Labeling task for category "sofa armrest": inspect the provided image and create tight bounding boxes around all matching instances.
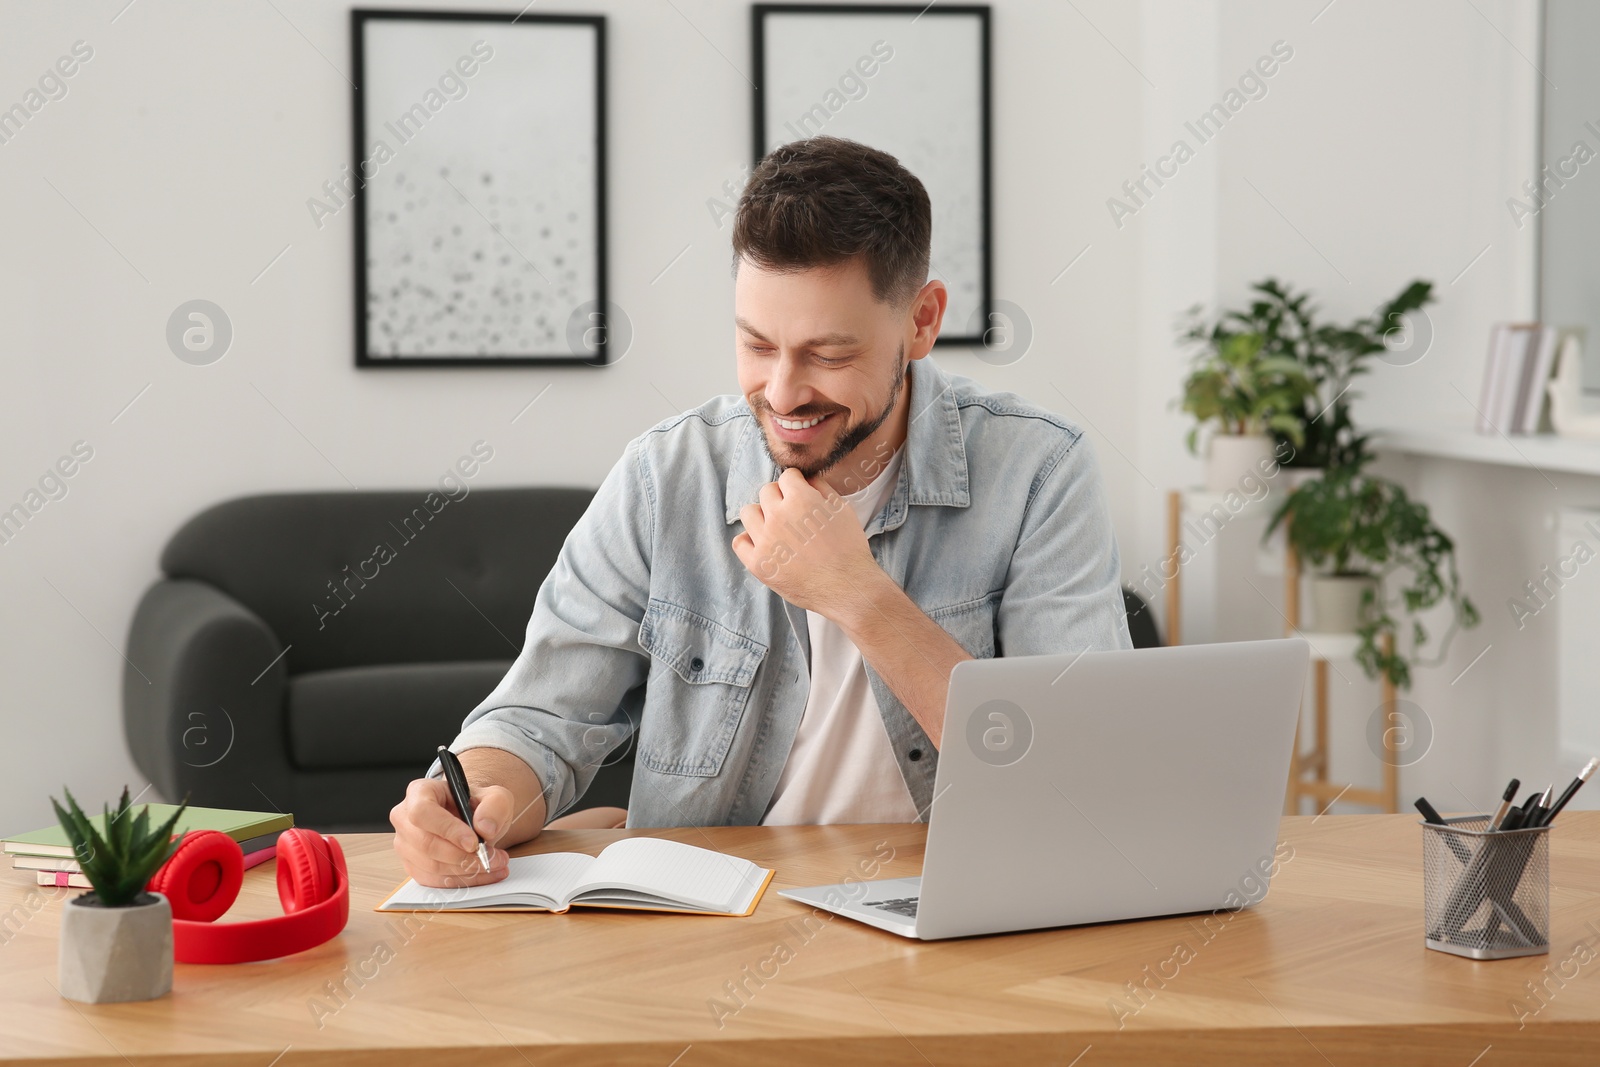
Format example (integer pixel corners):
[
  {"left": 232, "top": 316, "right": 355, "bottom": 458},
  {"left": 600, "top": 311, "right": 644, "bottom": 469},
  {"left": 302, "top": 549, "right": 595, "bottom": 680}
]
[{"left": 123, "top": 578, "right": 293, "bottom": 812}]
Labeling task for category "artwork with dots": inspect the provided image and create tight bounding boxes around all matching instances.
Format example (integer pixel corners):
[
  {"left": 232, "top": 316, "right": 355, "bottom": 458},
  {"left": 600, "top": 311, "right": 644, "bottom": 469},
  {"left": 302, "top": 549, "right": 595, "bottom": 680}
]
[
  {"left": 755, "top": 8, "right": 991, "bottom": 347},
  {"left": 354, "top": 13, "right": 606, "bottom": 365}
]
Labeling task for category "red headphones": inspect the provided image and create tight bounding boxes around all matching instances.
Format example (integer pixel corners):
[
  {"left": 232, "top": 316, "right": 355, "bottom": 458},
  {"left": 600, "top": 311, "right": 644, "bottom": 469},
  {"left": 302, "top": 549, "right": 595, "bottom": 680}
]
[{"left": 146, "top": 827, "right": 349, "bottom": 964}]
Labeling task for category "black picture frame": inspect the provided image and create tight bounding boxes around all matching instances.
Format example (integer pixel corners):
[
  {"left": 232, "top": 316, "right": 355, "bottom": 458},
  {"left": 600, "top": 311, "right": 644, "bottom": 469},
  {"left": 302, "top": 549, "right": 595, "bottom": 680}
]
[
  {"left": 751, "top": 3, "right": 992, "bottom": 348},
  {"left": 350, "top": 8, "right": 609, "bottom": 368}
]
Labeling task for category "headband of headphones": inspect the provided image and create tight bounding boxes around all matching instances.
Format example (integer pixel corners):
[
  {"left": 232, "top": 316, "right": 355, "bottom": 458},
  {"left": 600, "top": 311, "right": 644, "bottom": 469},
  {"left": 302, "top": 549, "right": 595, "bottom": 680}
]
[{"left": 147, "top": 827, "right": 349, "bottom": 965}]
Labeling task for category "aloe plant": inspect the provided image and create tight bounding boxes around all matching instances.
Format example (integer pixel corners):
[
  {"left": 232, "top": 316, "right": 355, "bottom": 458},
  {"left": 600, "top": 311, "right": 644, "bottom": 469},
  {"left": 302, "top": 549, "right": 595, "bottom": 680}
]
[{"left": 51, "top": 786, "right": 189, "bottom": 907}]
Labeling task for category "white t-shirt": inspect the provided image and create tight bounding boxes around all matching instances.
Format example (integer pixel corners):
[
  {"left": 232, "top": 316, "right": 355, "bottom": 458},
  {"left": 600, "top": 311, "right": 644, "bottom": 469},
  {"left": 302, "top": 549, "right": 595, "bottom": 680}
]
[{"left": 762, "top": 446, "right": 920, "bottom": 825}]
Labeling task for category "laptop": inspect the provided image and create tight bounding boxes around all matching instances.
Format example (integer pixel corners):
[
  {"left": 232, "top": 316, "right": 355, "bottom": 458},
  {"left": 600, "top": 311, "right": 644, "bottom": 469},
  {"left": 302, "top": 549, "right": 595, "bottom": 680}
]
[{"left": 777, "top": 637, "right": 1310, "bottom": 939}]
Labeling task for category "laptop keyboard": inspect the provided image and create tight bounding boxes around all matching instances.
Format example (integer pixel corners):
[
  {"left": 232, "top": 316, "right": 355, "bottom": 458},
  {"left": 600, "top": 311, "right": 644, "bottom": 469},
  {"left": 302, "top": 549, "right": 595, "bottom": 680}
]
[{"left": 863, "top": 895, "right": 919, "bottom": 919}]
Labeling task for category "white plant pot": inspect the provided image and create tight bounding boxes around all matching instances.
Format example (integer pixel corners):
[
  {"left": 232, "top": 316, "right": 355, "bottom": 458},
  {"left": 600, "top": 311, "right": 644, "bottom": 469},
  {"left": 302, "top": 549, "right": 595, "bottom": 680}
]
[
  {"left": 58, "top": 891, "right": 172, "bottom": 1004},
  {"left": 1310, "top": 574, "right": 1377, "bottom": 633},
  {"left": 1205, "top": 434, "right": 1278, "bottom": 492}
]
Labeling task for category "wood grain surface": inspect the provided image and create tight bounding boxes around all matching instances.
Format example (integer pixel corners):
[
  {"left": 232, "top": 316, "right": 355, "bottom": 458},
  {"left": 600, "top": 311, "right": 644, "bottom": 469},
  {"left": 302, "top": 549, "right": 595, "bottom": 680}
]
[{"left": 2, "top": 813, "right": 1598, "bottom": 1066}]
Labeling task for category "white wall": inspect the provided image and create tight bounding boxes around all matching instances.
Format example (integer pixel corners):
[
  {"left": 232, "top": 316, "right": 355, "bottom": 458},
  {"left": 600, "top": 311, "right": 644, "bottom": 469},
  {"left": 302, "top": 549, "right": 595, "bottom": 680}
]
[
  {"left": 1217, "top": 0, "right": 1538, "bottom": 425},
  {"left": 0, "top": 0, "right": 1143, "bottom": 832},
  {"left": 2, "top": 0, "right": 1570, "bottom": 834},
  {"left": 1206, "top": 0, "right": 1588, "bottom": 814}
]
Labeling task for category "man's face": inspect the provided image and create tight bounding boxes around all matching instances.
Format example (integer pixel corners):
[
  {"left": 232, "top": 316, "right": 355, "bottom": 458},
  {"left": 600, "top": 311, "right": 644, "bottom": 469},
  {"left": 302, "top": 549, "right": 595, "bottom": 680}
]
[{"left": 734, "top": 256, "right": 910, "bottom": 480}]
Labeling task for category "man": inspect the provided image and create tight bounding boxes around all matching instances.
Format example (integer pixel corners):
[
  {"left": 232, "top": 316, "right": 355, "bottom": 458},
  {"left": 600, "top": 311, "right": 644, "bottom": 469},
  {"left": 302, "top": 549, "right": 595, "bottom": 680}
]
[{"left": 391, "top": 135, "right": 1132, "bottom": 887}]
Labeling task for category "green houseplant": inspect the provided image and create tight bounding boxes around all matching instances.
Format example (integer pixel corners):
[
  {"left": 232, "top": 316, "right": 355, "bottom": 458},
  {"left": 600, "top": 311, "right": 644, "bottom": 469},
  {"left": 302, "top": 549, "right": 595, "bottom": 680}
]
[
  {"left": 1197, "top": 277, "right": 1435, "bottom": 471},
  {"left": 1176, "top": 326, "right": 1315, "bottom": 490},
  {"left": 1264, "top": 463, "right": 1480, "bottom": 689},
  {"left": 52, "top": 786, "right": 188, "bottom": 1003}
]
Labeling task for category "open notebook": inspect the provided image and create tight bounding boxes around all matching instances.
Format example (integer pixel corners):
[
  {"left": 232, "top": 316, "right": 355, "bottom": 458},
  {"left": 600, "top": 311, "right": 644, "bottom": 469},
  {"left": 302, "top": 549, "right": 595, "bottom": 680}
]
[{"left": 377, "top": 836, "right": 774, "bottom": 917}]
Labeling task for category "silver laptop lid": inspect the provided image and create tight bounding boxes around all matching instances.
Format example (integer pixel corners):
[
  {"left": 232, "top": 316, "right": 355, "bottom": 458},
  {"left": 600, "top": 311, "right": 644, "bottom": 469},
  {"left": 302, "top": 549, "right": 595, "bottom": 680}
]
[{"left": 915, "top": 638, "right": 1309, "bottom": 939}]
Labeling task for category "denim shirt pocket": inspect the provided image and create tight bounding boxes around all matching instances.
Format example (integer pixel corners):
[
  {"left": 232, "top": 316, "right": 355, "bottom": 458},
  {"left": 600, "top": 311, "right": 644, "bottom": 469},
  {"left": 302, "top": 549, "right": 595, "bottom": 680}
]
[
  {"left": 926, "top": 591, "right": 1002, "bottom": 659},
  {"left": 636, "top": 598, "right": 768, "bottom": 777}
]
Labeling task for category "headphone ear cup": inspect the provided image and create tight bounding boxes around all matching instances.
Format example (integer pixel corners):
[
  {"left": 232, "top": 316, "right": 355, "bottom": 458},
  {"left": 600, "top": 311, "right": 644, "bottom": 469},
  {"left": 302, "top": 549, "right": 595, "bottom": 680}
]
[
  {"left": 148, "top": 829, "right": 243, "bottom": 922},
  {"left": 276, "top": 828, "right": 335, "bottom": 913}
]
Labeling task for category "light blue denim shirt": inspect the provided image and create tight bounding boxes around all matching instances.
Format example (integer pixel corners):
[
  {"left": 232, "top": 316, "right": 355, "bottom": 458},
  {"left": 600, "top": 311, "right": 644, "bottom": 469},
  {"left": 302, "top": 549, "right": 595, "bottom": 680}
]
[{"left": 433, "top": 355, "right": 1132, "bottom": 826}]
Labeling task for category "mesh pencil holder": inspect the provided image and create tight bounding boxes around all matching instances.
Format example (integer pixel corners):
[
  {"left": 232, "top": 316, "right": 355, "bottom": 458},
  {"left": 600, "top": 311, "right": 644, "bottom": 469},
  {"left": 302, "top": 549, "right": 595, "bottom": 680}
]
[{"left": 1422, "top": 815, "right": 1549, "bottom": 960}]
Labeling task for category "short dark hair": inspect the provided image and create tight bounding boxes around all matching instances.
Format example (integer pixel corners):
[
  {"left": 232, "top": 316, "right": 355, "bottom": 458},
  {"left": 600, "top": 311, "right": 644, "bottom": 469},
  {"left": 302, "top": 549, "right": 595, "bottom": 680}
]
[{"left": 732, "top": 136, "right": 931, "bottom": 311}]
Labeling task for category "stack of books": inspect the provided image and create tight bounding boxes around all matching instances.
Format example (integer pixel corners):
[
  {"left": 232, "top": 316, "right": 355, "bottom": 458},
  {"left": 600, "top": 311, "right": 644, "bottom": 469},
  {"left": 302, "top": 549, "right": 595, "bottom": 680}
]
[
  {"left": 1477, "top": 323, "right": 1560, "bottom": 435},
  {"left": 4, "top": 804, "right": 293, "bottom": 889}
]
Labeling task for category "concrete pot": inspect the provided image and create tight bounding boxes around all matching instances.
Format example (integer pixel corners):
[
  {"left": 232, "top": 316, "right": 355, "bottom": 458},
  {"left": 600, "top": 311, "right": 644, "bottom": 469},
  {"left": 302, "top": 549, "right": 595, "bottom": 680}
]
[
  {"left": 58, "top": 891, "right": 172, "bottom": 1004},
  {"left": 1311, "top": 574, "right": 1377, "bottom": 633},
  {"left": 1205, "top": 434, "right": 1278, "bottom": 492}
]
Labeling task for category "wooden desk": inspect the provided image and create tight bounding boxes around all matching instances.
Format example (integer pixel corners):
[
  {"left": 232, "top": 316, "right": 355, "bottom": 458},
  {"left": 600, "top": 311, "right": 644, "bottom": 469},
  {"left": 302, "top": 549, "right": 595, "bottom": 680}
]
[{"left": 4, "top": 814, "right": 1599, "bottom": 1066}]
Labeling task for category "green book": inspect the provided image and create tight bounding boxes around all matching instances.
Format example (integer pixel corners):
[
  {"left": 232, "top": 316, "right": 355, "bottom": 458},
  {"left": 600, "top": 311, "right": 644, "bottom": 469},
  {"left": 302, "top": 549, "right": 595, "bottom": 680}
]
[{"left": 3, "top": 804, "right": 293, "bottom": 859}]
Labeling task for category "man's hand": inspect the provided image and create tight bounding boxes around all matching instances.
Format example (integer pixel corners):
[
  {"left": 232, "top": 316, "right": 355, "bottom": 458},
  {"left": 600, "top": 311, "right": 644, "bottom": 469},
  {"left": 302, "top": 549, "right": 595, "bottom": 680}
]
[
  {"left": 731, "top": 467, "right": 881, "bottom": 615},
  {"left": 389, "top": 777, "right": 512, "bottom": 888}
]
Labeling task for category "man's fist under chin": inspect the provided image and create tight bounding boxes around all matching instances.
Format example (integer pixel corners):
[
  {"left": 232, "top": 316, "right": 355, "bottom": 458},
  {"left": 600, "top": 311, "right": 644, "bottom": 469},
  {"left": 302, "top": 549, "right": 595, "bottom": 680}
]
[{"left": 731, "top": 467, "right": 882, "bottom": 614}]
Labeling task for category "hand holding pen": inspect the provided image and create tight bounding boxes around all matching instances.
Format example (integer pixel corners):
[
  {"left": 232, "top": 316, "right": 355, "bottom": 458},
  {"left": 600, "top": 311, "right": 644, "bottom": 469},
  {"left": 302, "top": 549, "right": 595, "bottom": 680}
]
[
  {"left": 389, "top": 748, "right": 513, "bottom": 888},
  {"left": 438, "top": 745, "right": 494, "bottom": 873}
]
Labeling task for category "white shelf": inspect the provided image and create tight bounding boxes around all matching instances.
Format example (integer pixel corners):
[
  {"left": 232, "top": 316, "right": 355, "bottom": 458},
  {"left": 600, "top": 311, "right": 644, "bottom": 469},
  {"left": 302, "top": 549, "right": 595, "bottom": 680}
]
[{"left": 1372, "top": 426, "right": 1600, "bottom": 478}]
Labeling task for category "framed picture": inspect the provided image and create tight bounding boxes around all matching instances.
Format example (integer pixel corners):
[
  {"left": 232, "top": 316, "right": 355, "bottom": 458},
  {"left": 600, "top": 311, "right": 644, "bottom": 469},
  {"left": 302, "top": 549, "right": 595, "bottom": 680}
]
[
  {"left": 350, "top": 10, "right": 609, "bottom": 367},
  {"left": 752, "top": 4, "right": 992, "bottom": 347}
]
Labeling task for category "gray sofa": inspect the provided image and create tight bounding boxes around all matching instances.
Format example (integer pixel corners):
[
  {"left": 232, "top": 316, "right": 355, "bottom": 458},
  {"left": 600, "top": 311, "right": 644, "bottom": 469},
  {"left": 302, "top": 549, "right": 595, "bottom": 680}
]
[
  {"left": 125, "top": 487, "right": 1163, "bottom": 833},
  {"left": 122, "top": 487, "right": 632, "bottom": 832}
]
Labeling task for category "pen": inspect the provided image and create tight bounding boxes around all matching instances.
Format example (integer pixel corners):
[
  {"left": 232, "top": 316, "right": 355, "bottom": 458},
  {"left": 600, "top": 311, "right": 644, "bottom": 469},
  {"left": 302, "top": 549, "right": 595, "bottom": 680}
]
[
  {"left": 1500, "top": 788, "right": 1546, "bottom": 832},
  {"left": 1485, "top": 785, "right": 1556, "bottom": 946},
  {"left": 1534, "top": 783, "right": 1555, "bottom": 826},
  {"left": 1414, "top": 797, "right": 1450, "bottom": 826},
  {"left": 1415, "top": 797, "right": 1471, "bottom": 863},
  {"left": 1490, "top": 778, "right": 1521, "bottom": 830},
  {"left": 1536, "top": 757, "right": 1598, "bottom": 828},
  {"left": 1435, "top": 784, "right": 1543, "bottom": 945},
  {"left": 437, "top": 745, "right": 492, "bottom": 874},
  {"left": 1520, "top": 790, "right": 1543, "bottom": 819},
  {"left": 1499, "top": 791, "right": 1542, "bottom": 832}
]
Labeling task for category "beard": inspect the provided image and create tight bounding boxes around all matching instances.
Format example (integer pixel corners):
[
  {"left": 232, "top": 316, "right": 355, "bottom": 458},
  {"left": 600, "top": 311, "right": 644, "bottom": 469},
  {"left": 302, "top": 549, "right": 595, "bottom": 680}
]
[{"left": 754, "top": 342, "right": 907, "bottom": 480}]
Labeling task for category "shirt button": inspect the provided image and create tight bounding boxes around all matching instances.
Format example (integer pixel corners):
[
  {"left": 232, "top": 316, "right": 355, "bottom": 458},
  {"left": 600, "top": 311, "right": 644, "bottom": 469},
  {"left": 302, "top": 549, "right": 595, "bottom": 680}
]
[
  {"left": 908, "top": 748, "right": 923, "bottom": 762},
  {"left": 689, "top": 656, "right": 705, "bottom": 672}
]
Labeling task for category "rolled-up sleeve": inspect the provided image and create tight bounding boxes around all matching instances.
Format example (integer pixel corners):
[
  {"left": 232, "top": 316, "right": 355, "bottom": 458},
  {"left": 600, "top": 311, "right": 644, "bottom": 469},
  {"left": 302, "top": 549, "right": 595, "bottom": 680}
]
[
  {"left": 426, "top": 435, "right": 655, "bottom": 819},
  {"left": 997, "top": 429, "right": 1133, "bottom": 656}
]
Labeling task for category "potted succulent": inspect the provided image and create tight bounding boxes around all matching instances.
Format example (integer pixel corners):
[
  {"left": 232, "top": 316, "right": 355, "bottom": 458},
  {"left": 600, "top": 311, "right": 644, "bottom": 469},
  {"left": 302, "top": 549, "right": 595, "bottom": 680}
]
[
  {"left": 1195, "top": 277, "right": 1435, "bottom": 478},
  {"left": 1264, "top": 463, "right": 1480, "bottom": 689},
  {"left": 52, "top": 786, "right": 188, "bottom": 1004},
  {"left": 1175, "top": 327, "right": 1314, "bottom": 491}
]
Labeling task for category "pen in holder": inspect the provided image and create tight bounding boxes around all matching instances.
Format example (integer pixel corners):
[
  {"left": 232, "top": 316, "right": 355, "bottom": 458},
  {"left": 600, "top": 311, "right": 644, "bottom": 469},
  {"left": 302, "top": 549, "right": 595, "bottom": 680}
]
[{"left": 1422, "top": 814, "right": 1550, "bottom": 960}]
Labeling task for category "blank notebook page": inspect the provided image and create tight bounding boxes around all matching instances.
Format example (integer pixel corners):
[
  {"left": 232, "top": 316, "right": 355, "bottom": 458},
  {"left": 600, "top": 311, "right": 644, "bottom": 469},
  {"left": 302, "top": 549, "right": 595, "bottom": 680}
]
[
  {"left": 578, "top": 838, "right": 764, "bottom": 911},
  {"left": 388, "top": 852, "right": 593, "bottom": 908}
]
